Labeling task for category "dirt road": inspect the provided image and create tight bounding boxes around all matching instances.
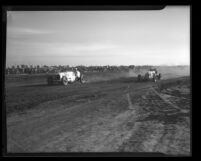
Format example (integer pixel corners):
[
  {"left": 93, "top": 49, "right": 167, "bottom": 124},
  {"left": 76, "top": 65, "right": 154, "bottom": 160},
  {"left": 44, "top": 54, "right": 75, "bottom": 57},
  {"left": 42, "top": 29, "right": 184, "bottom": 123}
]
[{"left": 6, "top": 77, "right": 190, "bottom": 155}]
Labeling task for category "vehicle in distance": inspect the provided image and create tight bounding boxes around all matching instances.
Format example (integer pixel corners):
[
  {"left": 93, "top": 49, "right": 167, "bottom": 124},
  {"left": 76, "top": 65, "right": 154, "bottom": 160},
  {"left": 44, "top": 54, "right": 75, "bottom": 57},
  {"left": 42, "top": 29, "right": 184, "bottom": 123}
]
[{"left": 137, "top": 68, "right": 162, "bottom": 82}]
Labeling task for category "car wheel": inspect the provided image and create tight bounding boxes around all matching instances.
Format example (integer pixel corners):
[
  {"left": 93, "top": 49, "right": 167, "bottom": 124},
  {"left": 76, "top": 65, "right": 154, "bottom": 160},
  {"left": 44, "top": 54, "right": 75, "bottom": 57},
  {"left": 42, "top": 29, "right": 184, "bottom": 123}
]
[
  {"left": 62, "top": 76, "right": 68, "bottom": 86},
  {"left": 80, "top": 75, "right": 85, "bottom": 84}
]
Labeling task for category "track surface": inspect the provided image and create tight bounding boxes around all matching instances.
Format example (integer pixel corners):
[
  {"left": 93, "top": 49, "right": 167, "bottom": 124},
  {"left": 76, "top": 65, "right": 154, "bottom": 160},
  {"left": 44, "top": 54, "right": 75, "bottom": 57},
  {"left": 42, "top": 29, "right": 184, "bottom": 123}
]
[{"left": 6, "top": 77, "right": 190, "bottom": 155}]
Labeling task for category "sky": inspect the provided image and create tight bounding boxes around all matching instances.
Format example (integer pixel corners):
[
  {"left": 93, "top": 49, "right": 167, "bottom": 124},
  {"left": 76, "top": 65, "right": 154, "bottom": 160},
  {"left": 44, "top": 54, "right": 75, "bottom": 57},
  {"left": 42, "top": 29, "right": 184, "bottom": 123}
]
[{"left": 6, "top": 6, "right": 190, "bottom": 67}]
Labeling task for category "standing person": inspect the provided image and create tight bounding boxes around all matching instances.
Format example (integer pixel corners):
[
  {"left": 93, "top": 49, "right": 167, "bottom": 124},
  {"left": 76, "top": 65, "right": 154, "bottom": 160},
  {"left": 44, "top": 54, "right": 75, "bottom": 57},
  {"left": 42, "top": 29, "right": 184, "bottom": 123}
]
[{"left": 75, "top": 68, "right": 81, "bottom": 80}]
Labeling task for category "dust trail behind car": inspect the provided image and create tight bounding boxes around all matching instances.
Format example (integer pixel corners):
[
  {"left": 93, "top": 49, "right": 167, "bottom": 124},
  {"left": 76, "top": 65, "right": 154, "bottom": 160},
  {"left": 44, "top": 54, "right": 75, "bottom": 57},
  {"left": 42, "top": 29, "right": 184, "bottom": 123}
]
[{"left": 84, "top": 66, "right": 190, "bottom": 83}]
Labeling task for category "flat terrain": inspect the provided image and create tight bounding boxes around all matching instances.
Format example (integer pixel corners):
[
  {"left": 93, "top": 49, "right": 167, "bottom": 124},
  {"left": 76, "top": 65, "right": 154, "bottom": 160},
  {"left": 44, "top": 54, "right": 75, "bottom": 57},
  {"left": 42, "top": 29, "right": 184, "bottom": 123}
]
[{"left": 5, "top": 66, "right": 191, "bottom": 155}]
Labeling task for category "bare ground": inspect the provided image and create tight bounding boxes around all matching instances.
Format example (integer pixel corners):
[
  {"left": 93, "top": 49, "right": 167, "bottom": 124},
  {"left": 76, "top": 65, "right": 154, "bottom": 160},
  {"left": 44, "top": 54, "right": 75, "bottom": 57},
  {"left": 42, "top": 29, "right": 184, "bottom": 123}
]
[{"left": 6, "top": 76, "right": 190, "bottom": 155}]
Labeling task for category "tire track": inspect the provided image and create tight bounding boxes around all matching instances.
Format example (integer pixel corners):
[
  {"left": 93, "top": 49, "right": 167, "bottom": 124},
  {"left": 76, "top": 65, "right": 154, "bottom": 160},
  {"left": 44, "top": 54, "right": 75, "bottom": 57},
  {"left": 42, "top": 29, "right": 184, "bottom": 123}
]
[
  {"left": 7, "top": 78, "right": 190, "bottom": 153},
  {"left": 126, "top": 85, "right": 135, "bottom": 110},
  {"left": 151, "top": 87, "right": 189, "bottom": 113}
]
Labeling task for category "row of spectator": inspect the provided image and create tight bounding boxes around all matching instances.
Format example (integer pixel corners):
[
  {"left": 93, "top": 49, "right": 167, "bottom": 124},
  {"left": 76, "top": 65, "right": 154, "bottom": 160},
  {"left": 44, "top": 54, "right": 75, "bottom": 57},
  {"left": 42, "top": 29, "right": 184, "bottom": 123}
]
[{"left": 5, "top": 65, "right": 153, "bottom": 75}]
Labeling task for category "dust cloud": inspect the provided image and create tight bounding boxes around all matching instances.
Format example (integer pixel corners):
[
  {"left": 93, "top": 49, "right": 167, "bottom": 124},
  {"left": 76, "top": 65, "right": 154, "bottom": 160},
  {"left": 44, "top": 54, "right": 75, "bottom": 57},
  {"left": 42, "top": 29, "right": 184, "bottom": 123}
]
[{"left": 84, "top": 66, "right": 190, "bottom": 83}]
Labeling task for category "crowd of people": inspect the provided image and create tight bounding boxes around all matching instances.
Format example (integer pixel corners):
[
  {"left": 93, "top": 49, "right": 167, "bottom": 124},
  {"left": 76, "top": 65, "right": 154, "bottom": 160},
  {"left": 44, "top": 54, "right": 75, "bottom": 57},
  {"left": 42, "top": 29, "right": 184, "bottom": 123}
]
[{"left": 5, "top": 64, "right": 152, "bottom": 75}]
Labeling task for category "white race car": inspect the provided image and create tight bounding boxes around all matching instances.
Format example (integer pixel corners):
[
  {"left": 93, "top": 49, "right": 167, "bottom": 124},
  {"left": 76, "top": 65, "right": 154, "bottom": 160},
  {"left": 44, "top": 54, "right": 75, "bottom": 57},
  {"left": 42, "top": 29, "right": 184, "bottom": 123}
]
[
  {"left": 47, "top": 70, "right": 84, "bottom": 85},
  {"left": 137, "top": 69, "right": 161, "bottom": 82}
]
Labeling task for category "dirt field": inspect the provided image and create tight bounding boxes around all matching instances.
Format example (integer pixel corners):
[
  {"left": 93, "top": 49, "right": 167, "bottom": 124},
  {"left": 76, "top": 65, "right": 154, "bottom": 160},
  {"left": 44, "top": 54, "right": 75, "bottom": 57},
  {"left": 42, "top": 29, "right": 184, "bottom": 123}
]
[{"left": 5, "top": 66, "right": 191, "bottom": 156}]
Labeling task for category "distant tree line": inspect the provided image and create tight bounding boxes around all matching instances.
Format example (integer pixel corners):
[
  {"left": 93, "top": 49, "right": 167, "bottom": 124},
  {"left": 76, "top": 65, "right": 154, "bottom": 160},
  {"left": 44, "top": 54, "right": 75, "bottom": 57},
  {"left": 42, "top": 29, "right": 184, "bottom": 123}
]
[{"left": 5, "top": 64, "right": 155, "bottom": 75}]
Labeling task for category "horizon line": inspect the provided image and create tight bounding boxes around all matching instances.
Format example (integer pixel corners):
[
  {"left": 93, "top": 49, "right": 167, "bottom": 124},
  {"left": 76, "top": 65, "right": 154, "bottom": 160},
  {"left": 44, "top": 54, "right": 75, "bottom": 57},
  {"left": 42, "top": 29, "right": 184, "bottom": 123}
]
[{"left": 5, "top": 64, "right": 190, "bottom": 68}]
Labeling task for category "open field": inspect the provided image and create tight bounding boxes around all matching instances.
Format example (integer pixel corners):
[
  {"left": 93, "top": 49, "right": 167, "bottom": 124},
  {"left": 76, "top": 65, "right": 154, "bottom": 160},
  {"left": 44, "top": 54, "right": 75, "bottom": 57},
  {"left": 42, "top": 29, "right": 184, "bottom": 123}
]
[{"left": 5, "top": 66, "right": 191, "bottom": 155}]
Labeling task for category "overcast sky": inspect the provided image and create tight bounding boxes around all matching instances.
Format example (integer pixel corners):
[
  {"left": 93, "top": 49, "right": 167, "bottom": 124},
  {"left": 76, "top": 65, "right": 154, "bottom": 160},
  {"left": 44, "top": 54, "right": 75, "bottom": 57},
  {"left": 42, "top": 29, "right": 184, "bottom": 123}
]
[{"left": 6, "top": 6, "right": 190, "bottom": 67}]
